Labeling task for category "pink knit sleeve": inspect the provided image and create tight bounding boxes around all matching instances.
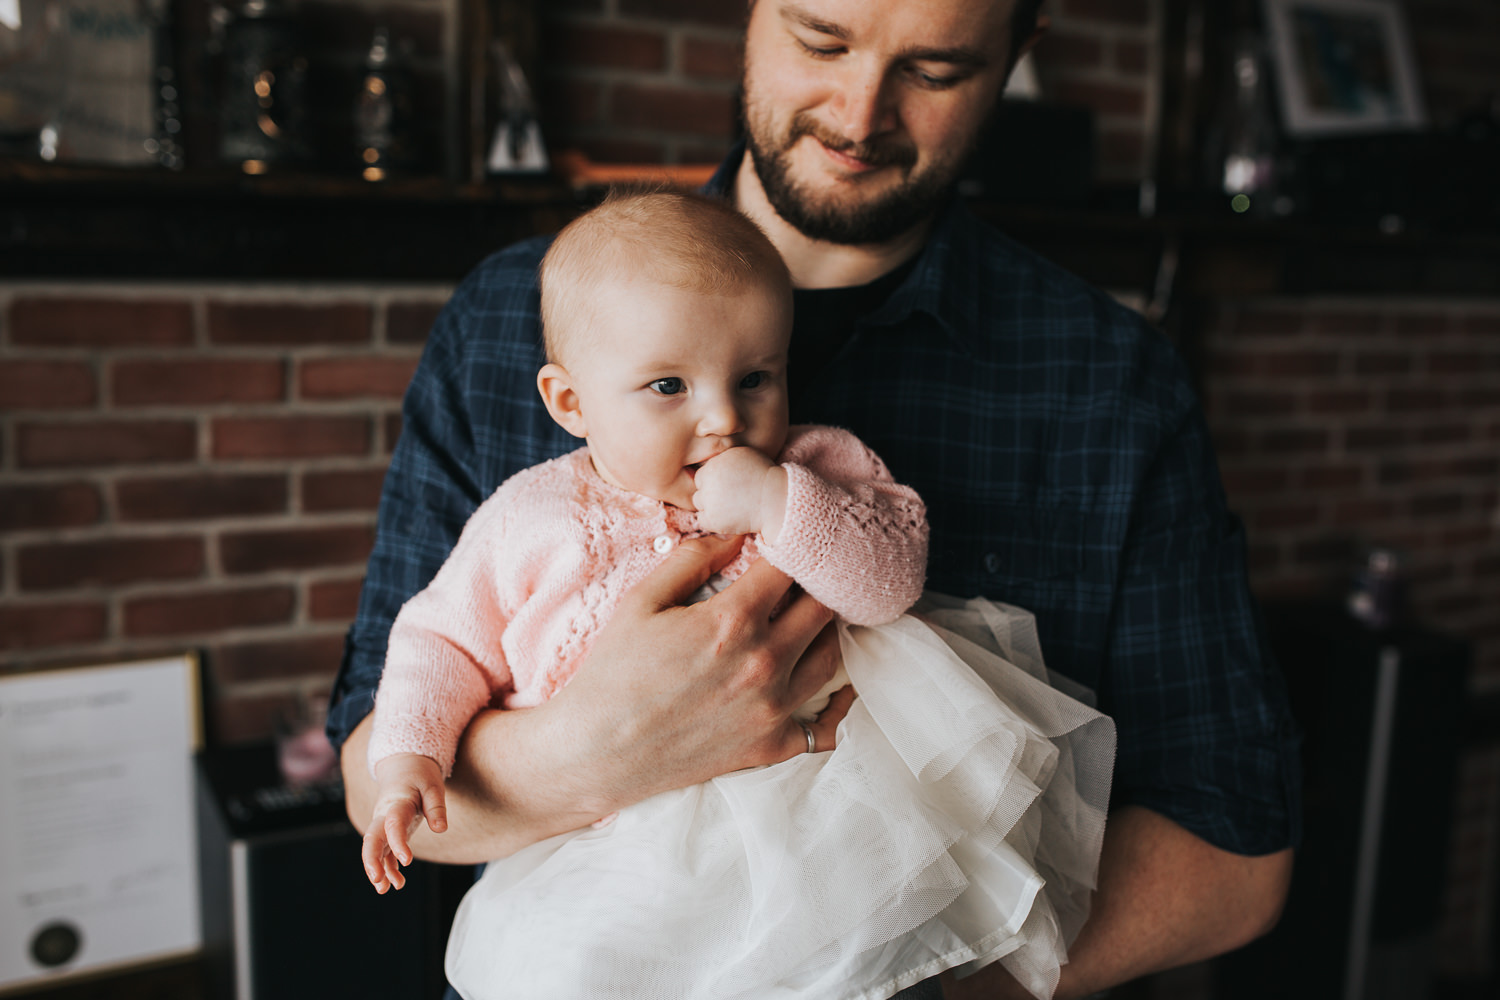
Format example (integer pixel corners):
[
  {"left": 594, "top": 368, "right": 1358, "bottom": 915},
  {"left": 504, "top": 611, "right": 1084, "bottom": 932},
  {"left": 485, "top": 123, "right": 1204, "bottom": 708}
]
[
  {"left": 757, "top": 425, "right": 928, "bottom": 626},
  {"left": 367, "top": 489, "right": 519, "bottom": 778}
]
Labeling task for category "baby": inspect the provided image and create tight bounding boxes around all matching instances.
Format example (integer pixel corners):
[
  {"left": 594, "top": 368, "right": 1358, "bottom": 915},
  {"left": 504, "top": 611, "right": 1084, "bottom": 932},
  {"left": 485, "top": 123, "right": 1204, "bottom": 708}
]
[{"left": 363, "top": 189, "right": 1112, "bottom": 1000}]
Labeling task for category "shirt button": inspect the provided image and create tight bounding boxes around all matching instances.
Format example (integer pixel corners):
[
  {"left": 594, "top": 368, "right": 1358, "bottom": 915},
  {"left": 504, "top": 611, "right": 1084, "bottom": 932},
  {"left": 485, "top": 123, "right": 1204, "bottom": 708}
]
[
  {"left": 984, "top": 552, "right": 1001, "bottom": 574},
  {"left": 653, "top": 534, "right": 674, "bottom": 554}
]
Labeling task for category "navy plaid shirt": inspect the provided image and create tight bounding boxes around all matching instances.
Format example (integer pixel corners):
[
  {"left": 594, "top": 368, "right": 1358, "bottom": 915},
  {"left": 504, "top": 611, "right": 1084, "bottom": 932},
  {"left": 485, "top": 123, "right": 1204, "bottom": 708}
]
[{"left": 329, "top": 161, "right": 1301, "bottom": 857}]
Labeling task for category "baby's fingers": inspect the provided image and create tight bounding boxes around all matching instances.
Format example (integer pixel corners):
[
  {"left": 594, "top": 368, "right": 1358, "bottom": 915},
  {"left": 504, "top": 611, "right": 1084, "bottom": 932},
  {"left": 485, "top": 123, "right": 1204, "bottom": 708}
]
[
  {"left": 385, "top": 804, "right": 418, "bottom": 868},
  {"left": 421, "top": 782, "right": 448, "bottom": 834},
  {"left": 362, "top": 826, "right": 394, "bottom": 893}
]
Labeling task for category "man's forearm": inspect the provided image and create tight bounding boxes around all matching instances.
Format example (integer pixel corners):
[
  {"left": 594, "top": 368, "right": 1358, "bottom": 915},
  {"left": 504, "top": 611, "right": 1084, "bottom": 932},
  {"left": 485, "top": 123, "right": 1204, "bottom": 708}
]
[{"left": 941, "top": 806, "right": 1294, "bottom": 999}]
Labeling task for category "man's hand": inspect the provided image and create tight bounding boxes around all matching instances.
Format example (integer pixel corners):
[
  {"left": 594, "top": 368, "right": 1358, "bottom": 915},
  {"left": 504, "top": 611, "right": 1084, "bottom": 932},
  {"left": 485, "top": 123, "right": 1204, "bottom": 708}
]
[
  {"left": 692, "top": 447, "right": 788, "bottom": 541},
  {"left": 342, "top": 534, "right": 849, "bottom": 865}
]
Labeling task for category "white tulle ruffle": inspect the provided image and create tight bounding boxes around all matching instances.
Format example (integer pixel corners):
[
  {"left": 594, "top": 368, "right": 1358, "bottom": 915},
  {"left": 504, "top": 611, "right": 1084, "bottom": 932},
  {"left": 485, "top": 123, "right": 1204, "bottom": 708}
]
[{"left": 445, "top": 594, "right": 1115, "bottom": 1000}]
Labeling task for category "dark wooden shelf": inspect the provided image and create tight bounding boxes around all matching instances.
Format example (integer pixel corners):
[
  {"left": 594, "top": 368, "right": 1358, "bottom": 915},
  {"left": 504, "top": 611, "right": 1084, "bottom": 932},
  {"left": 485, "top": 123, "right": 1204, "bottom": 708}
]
[{"left": 4, "top": 163, "right": 1498, "bottom": 293}]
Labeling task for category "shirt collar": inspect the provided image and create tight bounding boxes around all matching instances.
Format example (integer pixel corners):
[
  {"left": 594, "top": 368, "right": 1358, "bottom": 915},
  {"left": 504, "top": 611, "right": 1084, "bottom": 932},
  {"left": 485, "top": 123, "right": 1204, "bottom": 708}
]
[{"left": 705, "top": 140, "right": 986, "bottom": 356}]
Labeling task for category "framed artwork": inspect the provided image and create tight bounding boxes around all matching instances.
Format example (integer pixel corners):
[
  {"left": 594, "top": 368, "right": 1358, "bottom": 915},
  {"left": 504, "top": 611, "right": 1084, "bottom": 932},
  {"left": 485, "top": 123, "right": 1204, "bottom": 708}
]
[
  {"left": 0, "top": 655, "right": 203, "bottom": 993},
  {"left": 1262, "top": 0, "right": 1426, "bottom": 136}
]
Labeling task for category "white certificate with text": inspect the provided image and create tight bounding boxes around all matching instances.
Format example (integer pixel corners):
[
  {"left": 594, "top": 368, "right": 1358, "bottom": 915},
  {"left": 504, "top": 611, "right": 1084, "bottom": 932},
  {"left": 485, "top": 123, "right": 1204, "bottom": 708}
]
[{"left": 0, "top": 655, "right": 202, "bottom": 992}]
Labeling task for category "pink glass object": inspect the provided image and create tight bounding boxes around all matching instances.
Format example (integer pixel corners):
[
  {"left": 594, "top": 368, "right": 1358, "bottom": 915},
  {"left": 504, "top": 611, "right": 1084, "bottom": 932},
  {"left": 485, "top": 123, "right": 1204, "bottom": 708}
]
[{"left": 275, "top": 702, "right": 339, "bottom": 785}]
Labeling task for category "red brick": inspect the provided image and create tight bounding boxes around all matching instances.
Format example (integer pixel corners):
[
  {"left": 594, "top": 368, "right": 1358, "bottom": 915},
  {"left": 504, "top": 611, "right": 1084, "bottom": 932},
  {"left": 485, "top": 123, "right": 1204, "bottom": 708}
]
[
  {"left": 1293, "top": 536, "right": 1356, "bottom": 566},
  {"left": 0, "top": 602, "right": 108, "bottom": 650},
  {"left": 546, "top": 21, "right": 667, "bottom": 71},
  {"left": 1224, "top": 390, "right": 1297, "bottom": 417},
  {"left": 1387, "top": 387, "right": 1451, "bottom": 413},
  {"left": 212, "top": 634, "right": 346, "bottom": 684},
  {"left": 681, "top": 35, "right": 742, "bottom": 81},
  {"left": 609, "top": 84, "right": 737, "bottom": 136},
  {"left": 566, "top": 136, "right": 666, "bottom": 164},
  {"left": 220, "top": 525, "right": 375, "bottom": 574},
  {"left": 541, "top": 79, "right": 606, "bottom": 129},
  {"left": 302, "top": 468, "right": 387, "bottom": 512},
  {"left": 1059, "top": 0, "right": 1150, "bottom": 26},
  {"left": 213, "top": 416, "right": 370, "bottom": 460},
  {"left": 384, "top": 413, "right": 404, "bottom": 453},
  {"left": 1410, "top": 492, "right": 1466, "bottom": 517},
  {"left": 208, "top": 303, "right": 371, "bottom": 346},
  {"left": 1113, "top": 38, "right": 1149, "bottom": 74},
  {"left": 124, "top": 586, "right": 296, "bottom": 637},
  {"left": 618, "top": 0, "right": 745, "bottom": 26},
  {"left": 1253, "top": 503, "right": 1321, "bottom": 531},
  {"left": 1298, "top": 464, "right": 1365, "bottom": 490},
  {"left": 1048, "top": 80, "right": 1146, "bottom": 117},
  {"left": 19, "top": 537, "right": 205, "bottom": 591},
  {"left": 1246, "top": 541, "right": 1282, "bottom": 574},
  {"left": 1354, "top": 351, "right": 1414, "bottom": 376},
  {"left": 1333, "top": 498, "right": 1398, "bottom": 523},
  {"left": 116, "top": 473, "right": 288, "bottom": 522},
  {"left": 17, "top": 420, "right": 197, "bottom": 468},
  {"left": 387, "top": 301, "right": 444, "bottom": 345},
  {"left": 1259, "top": 428, "right": 1331, "bottom": 454},
  {"left": 299, "top": 357, "right": 418, "bottom": 401},
  {"left": 1310, "top": 311, "right": 1382, "bottom": 335},
  {"left": 310, "top": 577, "right": 365, "bottom": 621},
  {"left": 1394, "top": 312, "right": 1451, "bottom": 336},
  {"left": 1039, "top": 32, "right": 1104, "bottom": 71},
  {"left": 1234, "top": 306, "right": 1305, "bottom": 336},
  {"left": 1304, "top": 388, "right": 1372, "bottom": 415},
  {"left": 1417, "top": 423, "right": 1473, "bottom": 446},
  {"left": 1460, "top": 314, "right": 1500, "bottom": 336},
  {"left": 1344, "top": 424, "right": 1409, "bottom": 451},
  {"left": 1221, "top": 466, "right": 1290, "bottom": 496},
  {"left": 10, "top": 298, "right": 194, "bottom": 348},
  {"left": 112, "top": 359, "right": 285, "bottom": 407},
  {"left": 0, "top": 482, "right": 103, "bottom": 530},
  {"left": 1263, "top": 350, "right": 1341, "bottom": 377},
  {"left": 1427, "top": 350, "right": 1492, "bottom": 375},
  {"left": 0, "top": 361, "right": 97, "bottom": 410}
]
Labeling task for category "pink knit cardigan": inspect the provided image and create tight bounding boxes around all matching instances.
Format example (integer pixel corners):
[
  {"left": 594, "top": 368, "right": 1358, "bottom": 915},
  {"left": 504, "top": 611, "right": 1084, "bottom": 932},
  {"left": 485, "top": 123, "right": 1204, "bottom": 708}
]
[{"left": 368, "top": 424, "right": 928, "bottom": 776}]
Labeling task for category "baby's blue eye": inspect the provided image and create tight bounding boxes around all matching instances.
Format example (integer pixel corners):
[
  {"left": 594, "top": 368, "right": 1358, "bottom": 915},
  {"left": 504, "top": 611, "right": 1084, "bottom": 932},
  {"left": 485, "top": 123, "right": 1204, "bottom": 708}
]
[
  {"left": 740, "top": 372, "right": 768, "bottom": 389},
  {"left": 650, "top": 377, "right": 685, "bottom": 395}
]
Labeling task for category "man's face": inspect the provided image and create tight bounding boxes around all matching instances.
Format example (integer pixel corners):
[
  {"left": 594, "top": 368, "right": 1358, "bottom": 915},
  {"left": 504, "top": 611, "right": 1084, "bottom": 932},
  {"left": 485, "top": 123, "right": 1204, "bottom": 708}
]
[{"left": 742, "top": 0, "right": 1020, "bottom": 245}]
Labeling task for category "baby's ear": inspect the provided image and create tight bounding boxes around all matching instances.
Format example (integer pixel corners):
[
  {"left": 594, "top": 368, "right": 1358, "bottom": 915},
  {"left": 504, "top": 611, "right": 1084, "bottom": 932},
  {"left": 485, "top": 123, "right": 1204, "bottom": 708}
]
[{"left": 537, "top": 363, "right": 588, "bottom": 438}]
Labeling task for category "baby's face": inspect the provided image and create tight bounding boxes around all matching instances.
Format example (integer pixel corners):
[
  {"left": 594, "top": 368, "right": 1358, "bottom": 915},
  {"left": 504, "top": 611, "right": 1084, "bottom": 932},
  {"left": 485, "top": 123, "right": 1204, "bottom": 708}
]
[{"left": 562, "top": 275, "right": 791, "bottom": 510}]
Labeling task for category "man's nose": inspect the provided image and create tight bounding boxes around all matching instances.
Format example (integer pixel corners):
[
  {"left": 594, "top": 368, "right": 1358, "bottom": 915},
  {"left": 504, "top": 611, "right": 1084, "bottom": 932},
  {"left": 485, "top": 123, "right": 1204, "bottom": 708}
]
[{"left": 829, "top": 61, "right": 896, "bottom": 144}]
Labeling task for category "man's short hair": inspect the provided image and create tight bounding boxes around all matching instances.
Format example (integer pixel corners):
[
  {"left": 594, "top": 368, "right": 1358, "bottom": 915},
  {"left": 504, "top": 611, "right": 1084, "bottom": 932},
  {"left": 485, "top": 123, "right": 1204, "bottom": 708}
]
[{"left": 539, "top": 188, "right": 792, "bottom": 365}]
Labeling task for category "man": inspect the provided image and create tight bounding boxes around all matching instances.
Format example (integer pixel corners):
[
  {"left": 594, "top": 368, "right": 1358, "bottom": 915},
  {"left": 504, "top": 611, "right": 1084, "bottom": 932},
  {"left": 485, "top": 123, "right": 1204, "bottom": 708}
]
[{"left": 330, "top": 1, "right": 1300, "bottom": 996}]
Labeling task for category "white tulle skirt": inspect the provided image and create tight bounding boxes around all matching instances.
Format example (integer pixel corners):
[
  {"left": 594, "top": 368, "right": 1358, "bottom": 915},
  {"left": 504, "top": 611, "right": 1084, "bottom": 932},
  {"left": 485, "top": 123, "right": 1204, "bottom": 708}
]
[{"left": 445, "top": 595, "right": 1115, "bottom": 1000}]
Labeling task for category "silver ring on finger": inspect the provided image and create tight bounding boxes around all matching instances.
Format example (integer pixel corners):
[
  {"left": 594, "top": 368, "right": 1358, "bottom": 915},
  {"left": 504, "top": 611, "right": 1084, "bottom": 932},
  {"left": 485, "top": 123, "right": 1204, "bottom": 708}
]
[{"left": 798, "top": 721, "right": 816, "bottom": 755}]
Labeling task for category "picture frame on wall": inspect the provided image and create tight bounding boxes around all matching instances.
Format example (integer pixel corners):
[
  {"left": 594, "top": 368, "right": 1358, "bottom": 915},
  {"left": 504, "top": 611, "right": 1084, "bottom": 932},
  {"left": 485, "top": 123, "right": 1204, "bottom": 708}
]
[{"left": 1262, "top": 0, "right": 1426, "bottom": 136}]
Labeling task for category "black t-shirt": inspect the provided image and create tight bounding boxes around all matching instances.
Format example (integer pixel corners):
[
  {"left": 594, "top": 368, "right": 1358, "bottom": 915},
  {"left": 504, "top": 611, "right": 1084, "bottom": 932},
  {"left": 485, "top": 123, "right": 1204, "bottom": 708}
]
[{"left": 787, "top": 257, "right": 918, "bottom": 408}]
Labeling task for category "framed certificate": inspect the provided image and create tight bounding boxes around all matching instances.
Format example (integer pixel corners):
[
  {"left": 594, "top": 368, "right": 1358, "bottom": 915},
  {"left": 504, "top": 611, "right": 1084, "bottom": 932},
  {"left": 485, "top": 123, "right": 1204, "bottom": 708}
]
[{"left": 0, "top": 654, "right": 203, "bottom": 993}]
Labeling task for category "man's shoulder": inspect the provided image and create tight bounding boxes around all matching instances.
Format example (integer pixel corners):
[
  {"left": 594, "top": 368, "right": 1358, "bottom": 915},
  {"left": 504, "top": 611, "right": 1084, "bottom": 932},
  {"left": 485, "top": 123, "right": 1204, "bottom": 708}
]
[{"left": 948, "top": 204, "right": 1194, "bottom": 410}]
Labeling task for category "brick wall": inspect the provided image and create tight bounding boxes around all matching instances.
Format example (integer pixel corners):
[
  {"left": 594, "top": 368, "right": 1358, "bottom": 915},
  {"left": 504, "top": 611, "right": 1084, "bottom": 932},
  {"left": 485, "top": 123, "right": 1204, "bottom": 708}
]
[
  {"left": 1203, "top": 298, "right": 1500, "bottom": 981},
  {"left": 0, "top": 284, "right": 450, "bottom": 743}
]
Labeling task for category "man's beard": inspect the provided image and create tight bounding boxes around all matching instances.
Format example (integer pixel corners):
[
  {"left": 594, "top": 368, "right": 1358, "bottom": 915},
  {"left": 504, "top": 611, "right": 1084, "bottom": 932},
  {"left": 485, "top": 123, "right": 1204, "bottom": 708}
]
[{"left": 744, "top": 107, "right": 963, "bottom": 246}]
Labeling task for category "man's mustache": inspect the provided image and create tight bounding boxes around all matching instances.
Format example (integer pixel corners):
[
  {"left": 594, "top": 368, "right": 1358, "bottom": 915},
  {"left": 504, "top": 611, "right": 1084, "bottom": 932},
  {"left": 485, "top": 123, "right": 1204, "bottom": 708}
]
[{"left": 787, "top": 114, "right": 918, "bottom": 170}]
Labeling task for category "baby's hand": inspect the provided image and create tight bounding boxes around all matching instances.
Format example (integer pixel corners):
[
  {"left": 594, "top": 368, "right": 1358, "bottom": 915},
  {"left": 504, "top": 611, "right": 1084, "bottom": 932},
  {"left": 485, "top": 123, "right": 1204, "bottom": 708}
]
[
  {"left": 363, "top": 753, "right": 447, "bottom": 893},
  {"left": 692, "top": 447, "right": 785, "bottom": 539}
]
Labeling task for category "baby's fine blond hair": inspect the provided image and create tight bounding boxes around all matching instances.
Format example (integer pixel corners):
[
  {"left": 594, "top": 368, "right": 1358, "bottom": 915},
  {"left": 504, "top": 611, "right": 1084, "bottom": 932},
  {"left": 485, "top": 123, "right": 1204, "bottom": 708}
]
[{"left": 539, "top": 187, "right": 791, "bottom": 364}]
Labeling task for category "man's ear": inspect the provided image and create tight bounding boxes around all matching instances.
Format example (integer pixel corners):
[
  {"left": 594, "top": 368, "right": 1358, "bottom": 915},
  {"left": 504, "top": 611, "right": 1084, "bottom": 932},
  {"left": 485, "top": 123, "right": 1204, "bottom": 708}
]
[{"left": 537, "top": 363, "right": 588, "bottom": 439}]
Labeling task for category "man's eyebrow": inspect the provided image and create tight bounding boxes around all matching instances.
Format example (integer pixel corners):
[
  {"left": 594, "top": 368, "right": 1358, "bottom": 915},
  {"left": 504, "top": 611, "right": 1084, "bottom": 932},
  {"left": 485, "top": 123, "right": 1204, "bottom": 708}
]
[
  {"left": 780, "top": 3, "right": 851, "bottom": 41},
  {"left": 779, "top": 4, "right": 990, "bottom": 69}
]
